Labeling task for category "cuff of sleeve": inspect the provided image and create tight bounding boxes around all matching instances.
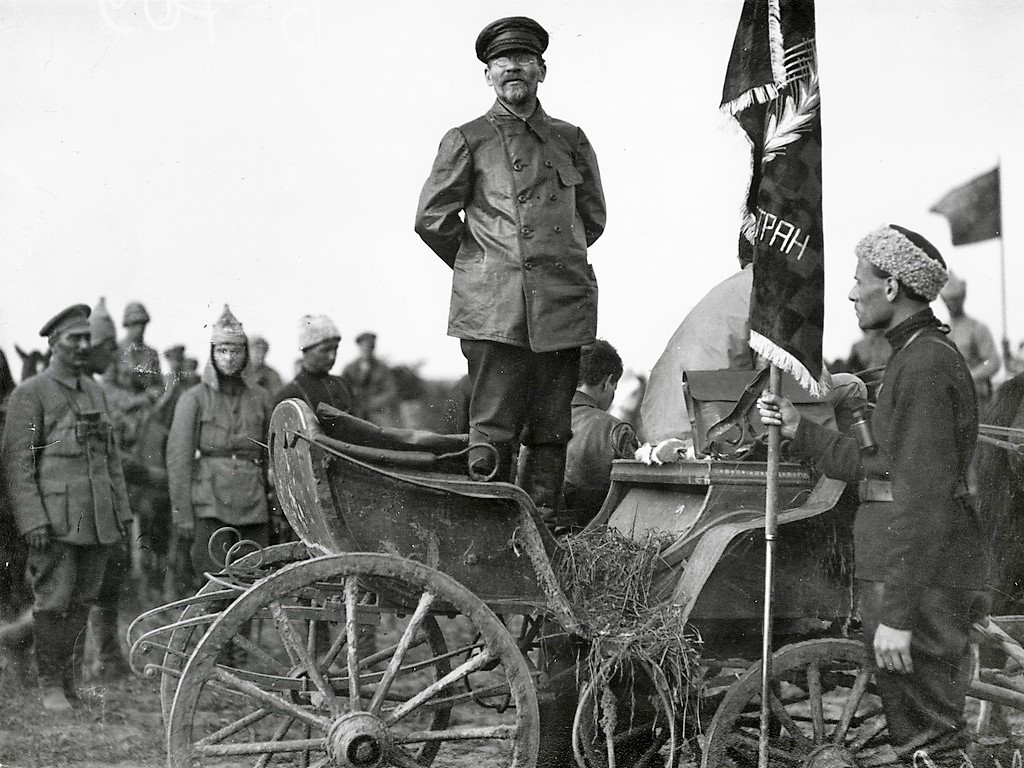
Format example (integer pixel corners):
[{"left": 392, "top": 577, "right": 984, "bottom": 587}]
[{"left": 880, "top": 583, "right": 919, "bottom": 631}]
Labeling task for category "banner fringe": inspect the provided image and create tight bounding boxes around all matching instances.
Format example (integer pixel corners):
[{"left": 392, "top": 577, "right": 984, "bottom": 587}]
[
  {"left": 721, "top": 83, "right": 780, "bottom": 116},
  {"left": 766, "top": 0, "right": 787, "bottom": 86},
  {"left": 750, "top": 330, "right": 829, "bottom": 398}
]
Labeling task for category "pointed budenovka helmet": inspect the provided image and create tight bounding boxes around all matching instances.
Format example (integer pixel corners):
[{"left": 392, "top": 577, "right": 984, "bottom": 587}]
[
  {"left": 210, "top": 304, "right": 247, "bottom": 345},
  {"left": 90, "top": 297, "right": 117, "bottom": 346}
]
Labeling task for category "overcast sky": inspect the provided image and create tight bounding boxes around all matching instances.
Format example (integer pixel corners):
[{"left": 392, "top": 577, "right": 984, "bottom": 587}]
[{"left": 1, "top": 0, "right": 1020, "bottom": 382}]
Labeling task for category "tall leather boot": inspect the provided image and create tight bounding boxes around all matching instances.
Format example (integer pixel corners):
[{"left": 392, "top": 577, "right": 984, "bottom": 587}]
[
  {"left": 517, "top": 444, "right": 568, "bottom": 527},
  {"left": 64, "top": 603, "right": 91, "bottom": 700},
  {"left": 33, "top": 610, "right": 72, "bottom": 712},
  {"left": 88, "top": 605, "right": 129, "bottom": 681},
  {"left": 0, "top": 608, "right": 34, "bottom": 688}
]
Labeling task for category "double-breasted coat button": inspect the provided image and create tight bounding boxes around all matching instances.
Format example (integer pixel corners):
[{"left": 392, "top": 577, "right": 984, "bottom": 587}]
[
  {"left": 544, "top": 160, "right": 553, "bottom": 168},
  {"left": 524, "top": 260, "right": 533, "bottom": 270},
  {"left": 512, "top": 160, "right": 526, "bottom": 171},
  {"left": 518, "top": 192, "right": 529, "bottom": 204},
  {"left": 550, "top": 194, "right": 558, "bottom": 201},
  {"left": 521, "top": 226, "right": 533, "bottom": 238},
  {"left": 554, "top": 226, "right": 562, "bottom": 233}
]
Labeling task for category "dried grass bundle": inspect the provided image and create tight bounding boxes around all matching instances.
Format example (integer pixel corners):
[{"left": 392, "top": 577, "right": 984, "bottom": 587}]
[{"left": 557, "top": 527, "right": 703, "bottom": 752}]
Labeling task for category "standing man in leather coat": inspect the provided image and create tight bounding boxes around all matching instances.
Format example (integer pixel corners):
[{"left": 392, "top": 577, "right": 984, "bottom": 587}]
[{"left": 415, "top": 16, "right": 606, "bottom": 526}]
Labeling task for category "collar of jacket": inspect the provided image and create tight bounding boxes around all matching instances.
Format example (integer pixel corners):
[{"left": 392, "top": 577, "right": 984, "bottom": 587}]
[
  {"left": 44, "top": 364, "right": 84, "bottom": 391},
  {"left": 487, "top": 99, "right": 551, "bottom": 143},
  {"left": 571, "top": 390, "right": 598, "bottom": 409},
  {"left": 201, "top": 357, "right": 257, "bottom": 391},
  {"left": 885, "top": 307, "right": 945, "bottom": 352}
]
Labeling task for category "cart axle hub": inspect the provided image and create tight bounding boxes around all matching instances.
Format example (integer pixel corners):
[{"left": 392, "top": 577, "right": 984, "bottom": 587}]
[
  {"left": 327, "top": 712, "right": 391, "bottom": 768},
  {"left": 804, "top": 744, "right": 857, "bottom": 768}
]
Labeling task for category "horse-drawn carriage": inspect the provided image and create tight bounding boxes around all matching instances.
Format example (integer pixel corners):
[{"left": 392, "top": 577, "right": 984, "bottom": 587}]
[{"left": 128, "top": 390, "right": 1024, "bottom": 768}]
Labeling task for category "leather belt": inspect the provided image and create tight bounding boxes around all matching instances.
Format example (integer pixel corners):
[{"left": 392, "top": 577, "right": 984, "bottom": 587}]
[
  {"left": 858, "top": 479, "right": 970, "bottom": 502},
  {"left": 200, "top": 448, "right": 263, "bottom": 465}
]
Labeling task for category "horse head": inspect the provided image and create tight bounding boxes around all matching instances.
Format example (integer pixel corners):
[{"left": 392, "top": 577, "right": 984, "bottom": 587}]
[{"left": 15, "top": 345, "right": 50, "bottom": 381}]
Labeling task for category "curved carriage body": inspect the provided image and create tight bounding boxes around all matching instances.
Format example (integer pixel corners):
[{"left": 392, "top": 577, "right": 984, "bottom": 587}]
[{"left": 128, "top": 397, "right": 1022, "bottom": 768}]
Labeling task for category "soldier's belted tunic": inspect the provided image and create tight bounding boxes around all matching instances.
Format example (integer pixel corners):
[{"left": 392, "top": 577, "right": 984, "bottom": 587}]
[
  {"left": 416, "top": 100, "right": 606, "bottom": 353},
  {"left": 2, "top": 366, "right": 131, "bottom": 545},
  {"left": 790, "top": 308, "right": 990, "bottom": 763},
  {"left": 1, "top": 365, "right": 132, "bottom": 619},
  {"left": 166, "top": 362, "right": 270, "bottom": 530}
]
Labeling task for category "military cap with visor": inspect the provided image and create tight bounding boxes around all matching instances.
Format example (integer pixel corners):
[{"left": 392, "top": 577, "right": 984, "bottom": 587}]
[
  {"left": 475, "top": 16, "right": 548, "bottom": 63},
  {"left": 40, "top": 303, "right": 91, "bottom": 339}
]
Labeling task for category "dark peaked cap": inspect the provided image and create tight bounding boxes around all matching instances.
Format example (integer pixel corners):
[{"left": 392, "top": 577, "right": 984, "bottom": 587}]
[
  {"left": 40, "top": 303, "right": 91, "bottom": 338},
  {"left": 475, "top": 17, "right": 548, "bottom": 63}
]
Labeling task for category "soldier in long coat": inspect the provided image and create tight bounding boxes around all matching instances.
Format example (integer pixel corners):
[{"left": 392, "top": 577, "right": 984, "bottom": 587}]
[
  {"left": 760, "top": 225, "right": 991, "bottom": 766},
  {"left": 1, "top": 304, "right": 132, "bottom": 711},
  {"left": 415, "top": 16, "right": 606, "bottom": 526},
  {"left": 166, "top": 305, "right": 271, "bottom": 589}
]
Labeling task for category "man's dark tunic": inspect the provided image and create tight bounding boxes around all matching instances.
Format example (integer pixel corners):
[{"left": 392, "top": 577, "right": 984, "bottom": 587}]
[
  {"left": 791, "top": 308, "right": 989, "bottom": 763},
  {"left": 564, "top": 391, "right": 638, "bottom": 521},
  {"left": 272, "top": 370, "right": 354, "bottom": 415}
]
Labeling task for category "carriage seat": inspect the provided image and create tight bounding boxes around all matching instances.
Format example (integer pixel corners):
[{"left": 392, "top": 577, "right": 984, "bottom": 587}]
[{"left": 314, "top": 404, "right": 471, "bottom": 474}]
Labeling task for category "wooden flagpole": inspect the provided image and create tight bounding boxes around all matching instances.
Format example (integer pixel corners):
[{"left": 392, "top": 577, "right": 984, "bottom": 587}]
[
  {"left": 759, "top": 363, "right": 782, "bottom": 768},
  {"left": 999, "top": 158, "right": 1008, "bottom": 350}
]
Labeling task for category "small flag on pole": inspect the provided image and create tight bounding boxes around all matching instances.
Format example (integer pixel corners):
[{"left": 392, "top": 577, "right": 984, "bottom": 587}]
[
  {"left": 931, "top": 167, "right": 1001, "bottom": 245},
  {"left": 722, "top": 0, "right": 826, "bottom": 396}
]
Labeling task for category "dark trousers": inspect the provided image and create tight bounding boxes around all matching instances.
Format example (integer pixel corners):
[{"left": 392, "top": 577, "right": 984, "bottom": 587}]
[
  {"left": 858, "top": 579, "right": 987, "bottom": 766},
  {"left": 460, "top": 339, "right": 579, "bottom": 481}
]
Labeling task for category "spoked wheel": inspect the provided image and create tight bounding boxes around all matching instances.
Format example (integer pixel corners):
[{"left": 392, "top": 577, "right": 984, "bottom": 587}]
[
  {"left": 153, "top": 542, "right": 312, "bottom": 723},
  {"left": 701, "top": 639, "right": 897, "bottom": 767},
  {"left": 167, "top": 552, "right": 539, "bottom": 767},
  {"left": 573, "top": 659, "right": 682, "bottom": 768}
]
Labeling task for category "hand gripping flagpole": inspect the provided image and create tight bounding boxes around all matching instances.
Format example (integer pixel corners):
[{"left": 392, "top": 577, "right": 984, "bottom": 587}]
[{"left": 759, "top": 363, "right": 782, "bottom": 768}]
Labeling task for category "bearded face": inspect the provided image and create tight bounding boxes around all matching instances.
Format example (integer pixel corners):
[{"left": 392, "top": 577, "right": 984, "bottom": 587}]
[{"left": 485, "top": 52, "right": 546, "bottom": 108}]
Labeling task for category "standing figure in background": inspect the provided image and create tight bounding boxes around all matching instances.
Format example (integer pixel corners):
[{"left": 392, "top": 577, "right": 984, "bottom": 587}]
[
  {"left": 118, "top": 301, "right": 163, "bottom": 397},
  {"left": 250, "top": 336, "right": 283, "bottom": 397},
  {"left": 415, "top": 15, "right": 606, "bottom": 520},
  {"left": 563, "top": 340, "right": 638, "bottom": 526},
  {"left": 85, "top": 298, "right": 142, "bottom": 679},
  {"left": 941, "top": 273, "right": 1000, "bottom": 410},
  {"left": 847, "top": 328, "right": 891, "bottom": 373},
  {"left": 163, "top": 345, "right": 187, "bottom": 387},
  {"left": 181, "top": 356, "right": 201, "bottom": 388},
  {"left": 642, "top": 252, "right": 753, "bottom": 444},
  {"left": 166, "top": 305, "right": 271, "bottom": 590},
  {"left": 341, "top": 332, "right": 400, "bottom": 427},
  {"left": 1, "top": 304, "right": 132, "bottom": 711},
  {"left": 274, "top": 315, "right": 353, "bottom": 414}
]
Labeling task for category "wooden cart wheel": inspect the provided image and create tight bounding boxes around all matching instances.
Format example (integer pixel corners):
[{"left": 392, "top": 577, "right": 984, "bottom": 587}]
[
  {"left": 167, "top": 552, "right": 539, "bottom": 768},
  {"left": 155, "top": 541, "right": 311, "bottom": 723},
  {"left": 572, "top": 659, "right": 682, "bottom": 768},
  {"left": 701, "top": 638, "right": 898, "bottom": 767}
]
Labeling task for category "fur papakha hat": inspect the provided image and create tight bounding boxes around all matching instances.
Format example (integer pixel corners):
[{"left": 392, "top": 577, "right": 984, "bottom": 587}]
[
  {"left": 298, "top": 314, "right": 341, "bottom": 351},
  {"left": 855, "top": 224, "right": 948, "bottom": 302}
]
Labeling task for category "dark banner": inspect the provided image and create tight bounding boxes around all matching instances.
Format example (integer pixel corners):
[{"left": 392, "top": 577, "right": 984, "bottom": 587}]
[
  {"left": 722, "top": 0, "right": 826, "bottom": 395},
  {"left": 931, "top": 167, "right": 1001, "bottom": 245}
]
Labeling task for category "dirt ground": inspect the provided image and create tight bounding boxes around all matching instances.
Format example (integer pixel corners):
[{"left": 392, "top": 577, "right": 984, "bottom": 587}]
[{"left": 0, "top": 662, "right": 167, "bottom": 768}]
